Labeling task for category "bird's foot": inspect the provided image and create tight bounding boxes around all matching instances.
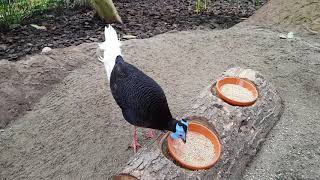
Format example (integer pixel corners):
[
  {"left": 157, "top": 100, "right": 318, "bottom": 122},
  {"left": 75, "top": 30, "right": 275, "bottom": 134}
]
[
  {"left": 129, "top": 139, "right": 142, "bottom": 153},
  {"left": 144, "top": 129, "right": 157, "bottom": 139}
]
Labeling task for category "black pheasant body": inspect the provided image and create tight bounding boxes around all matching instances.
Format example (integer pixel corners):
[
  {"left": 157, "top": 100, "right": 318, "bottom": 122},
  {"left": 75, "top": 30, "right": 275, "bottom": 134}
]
[{"left": 110, "top": 56, "right": 173, "bottom": 131}]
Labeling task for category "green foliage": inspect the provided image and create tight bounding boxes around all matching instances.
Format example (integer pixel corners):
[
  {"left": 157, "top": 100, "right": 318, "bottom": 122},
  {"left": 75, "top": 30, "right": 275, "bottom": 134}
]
[
  {"left": 1, "top": 0, "right": 29, "bottom": 28},
  {"left": 254, "top": 0, "right": 262, "bottom": 7},
  {"left": 195, "top": 0, "right": 207, "bottom": 14},
  {"left": 0, "top": 0, "right": 91, "bottom": 29},
  {"left": 1, "top": 0, "right": 50, "bottom": 29}
]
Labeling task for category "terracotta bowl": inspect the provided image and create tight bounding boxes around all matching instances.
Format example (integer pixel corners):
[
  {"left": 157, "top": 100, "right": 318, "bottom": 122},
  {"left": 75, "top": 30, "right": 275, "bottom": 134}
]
[
  {"left": 215, "top": 77, "right": 258, "bottom": 106},
  {"left": 167, "top": 122, "right": 221, "bottom": 170}
]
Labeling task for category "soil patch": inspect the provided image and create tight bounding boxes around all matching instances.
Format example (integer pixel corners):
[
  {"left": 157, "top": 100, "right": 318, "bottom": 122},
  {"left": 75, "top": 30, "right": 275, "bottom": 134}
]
[
  {"left": 0, "top": 0, "right": 266, "bottom": 61},
  {"left": 0, "top": 43, "right": 96, "bottom": 128},
  {"left": 244, "top": 0, "right": 320, "bottom": 34}
]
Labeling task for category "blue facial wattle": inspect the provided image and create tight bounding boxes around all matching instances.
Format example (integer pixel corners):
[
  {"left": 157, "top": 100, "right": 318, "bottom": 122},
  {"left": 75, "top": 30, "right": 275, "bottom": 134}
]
[{"left": 171, "top": 119, "right": 188, "bottom": 139}]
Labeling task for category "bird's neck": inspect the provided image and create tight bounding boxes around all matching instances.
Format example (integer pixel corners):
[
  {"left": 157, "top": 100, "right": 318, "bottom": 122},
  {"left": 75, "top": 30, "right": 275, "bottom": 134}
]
[
  {"left": 103, "top": 52, "right": 121, "bottom": 81},
  {"left": 167, "top": 118, "right": 179, "bottom": 132}
]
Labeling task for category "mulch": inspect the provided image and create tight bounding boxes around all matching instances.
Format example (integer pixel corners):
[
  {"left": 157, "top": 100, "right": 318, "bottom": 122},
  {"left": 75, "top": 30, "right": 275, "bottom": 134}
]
[{"left": 0, "top": 0, "right": 266, "bottom": 61}]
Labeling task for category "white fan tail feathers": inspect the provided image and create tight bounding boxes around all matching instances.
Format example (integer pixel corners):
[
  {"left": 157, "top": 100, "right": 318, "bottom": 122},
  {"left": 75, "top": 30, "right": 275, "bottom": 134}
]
[{"left": 99, "top": 25, "right": 122, "bottom": 81}]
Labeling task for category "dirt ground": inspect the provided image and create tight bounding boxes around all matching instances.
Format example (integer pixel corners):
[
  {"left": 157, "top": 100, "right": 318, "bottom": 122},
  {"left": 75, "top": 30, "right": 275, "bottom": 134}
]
[
  {"left": 245, "top": 0, "right": 320, "bottom": 34},
  {"left": 0, "top": 25, "right": 320, "bottom": 179}
]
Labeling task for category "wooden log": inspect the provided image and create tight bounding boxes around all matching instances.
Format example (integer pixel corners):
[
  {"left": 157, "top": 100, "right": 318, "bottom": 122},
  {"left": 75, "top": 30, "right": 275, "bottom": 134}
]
[
  {"left": 91, "top": 0, "right": 122, "bottom": 24},
  {"left": 114, "top": 67, "right": 284, "bottom": 180}
]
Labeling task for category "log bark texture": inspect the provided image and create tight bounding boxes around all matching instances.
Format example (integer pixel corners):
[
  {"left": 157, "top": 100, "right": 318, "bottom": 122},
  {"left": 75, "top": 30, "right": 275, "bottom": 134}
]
[
  {"left": 115, "top": 67, "right": 285, "bottom": 180},
  {"left": 91, "top": 0, "right": 122, "bottom": 24}
]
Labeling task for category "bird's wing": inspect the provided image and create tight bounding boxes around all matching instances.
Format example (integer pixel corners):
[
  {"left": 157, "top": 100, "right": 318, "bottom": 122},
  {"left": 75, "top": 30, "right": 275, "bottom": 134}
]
[
  {"left": 122, "top": 108, "right": 147, "bottom": 127},
  {"left": 110, "top": 60, "right": 173, "bottom": 129}
]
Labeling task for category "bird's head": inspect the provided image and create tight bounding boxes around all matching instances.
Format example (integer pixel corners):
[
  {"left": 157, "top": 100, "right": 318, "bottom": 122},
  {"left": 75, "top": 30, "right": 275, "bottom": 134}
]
[{"left": 171, "top": 119, "right": 188, "bottom": 143}]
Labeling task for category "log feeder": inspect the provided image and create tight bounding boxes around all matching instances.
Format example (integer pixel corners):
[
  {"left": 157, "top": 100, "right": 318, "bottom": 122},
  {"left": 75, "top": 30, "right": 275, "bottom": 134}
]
[{"left": 113, "top": 67, "right": 285, "bottom": 180}]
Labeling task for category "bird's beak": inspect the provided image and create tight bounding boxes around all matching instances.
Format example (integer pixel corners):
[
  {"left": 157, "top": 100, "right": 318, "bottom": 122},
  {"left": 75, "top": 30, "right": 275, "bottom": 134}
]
[{"left": 182, "top": 137, "right": 186, "bottom": 144}]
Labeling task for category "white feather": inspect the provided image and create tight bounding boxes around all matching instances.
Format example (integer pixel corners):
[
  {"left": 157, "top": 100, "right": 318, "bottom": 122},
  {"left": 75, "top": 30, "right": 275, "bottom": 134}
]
[{"left": 98, "top": 25, "right": 122, "bottom": 81}]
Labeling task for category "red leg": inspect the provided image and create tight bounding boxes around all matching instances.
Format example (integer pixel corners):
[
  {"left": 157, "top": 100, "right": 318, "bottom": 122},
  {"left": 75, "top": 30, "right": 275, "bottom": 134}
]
[
  {"left": 129, "top": 126, "right": 141, "bottom": 153},
  {"left": 145, "top": 129, "right": 156, "bottom": 139}
]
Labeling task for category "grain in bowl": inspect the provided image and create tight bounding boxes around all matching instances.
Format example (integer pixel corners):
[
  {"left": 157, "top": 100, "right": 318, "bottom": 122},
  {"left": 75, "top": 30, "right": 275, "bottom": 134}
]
[
  {"left": 173, "top": 131, "right": 215, "bottom": 167},
  {"left": 220, "top": 84, "right": 254, "bottom": 102}
]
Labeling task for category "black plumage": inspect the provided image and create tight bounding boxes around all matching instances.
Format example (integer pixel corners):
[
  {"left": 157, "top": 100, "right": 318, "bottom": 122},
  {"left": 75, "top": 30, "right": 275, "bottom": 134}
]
[{"left": 110, "top": 55, "right": 176, "bottom": 132}]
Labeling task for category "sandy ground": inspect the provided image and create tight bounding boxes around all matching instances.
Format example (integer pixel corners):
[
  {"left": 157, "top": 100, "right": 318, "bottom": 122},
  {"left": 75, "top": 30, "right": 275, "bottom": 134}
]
[
  {"left": 1, "top": 25, "right": 320, "bottom": 179},
  {"left": 244, "top": 0, "right": 320, "bottom": 34}
]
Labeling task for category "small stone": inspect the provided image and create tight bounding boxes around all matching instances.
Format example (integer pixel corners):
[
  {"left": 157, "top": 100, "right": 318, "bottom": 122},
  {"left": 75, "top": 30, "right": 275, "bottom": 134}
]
[
  {"left": 89, "top": 37, "right": 98, "bottom": 42},
  {"left": 123, "top": 35, "right": 137, "bottom": 40},
  {"left": 41, "top": 47, "right": 52, "bottom": 54},
  {"left": 24, "top": 48, "right": 31, "bottom": 54},
  {"left": 287, "top": 32, "right": 294, "bottom": 39},
  {"left": 0, "top": 44, "right": 7, "bottom": 51},
  {"left": 279, "top": 34, "right": 287, "bottom": 39},
  {"left": 30, "top": 24, "right": 47, "bottom": 30},
  {"left": 8, "top": 49, "right": 15, "bottom": 54},
  {"left": 7, "top": 38, "right": 13, "bottom": 43}
]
